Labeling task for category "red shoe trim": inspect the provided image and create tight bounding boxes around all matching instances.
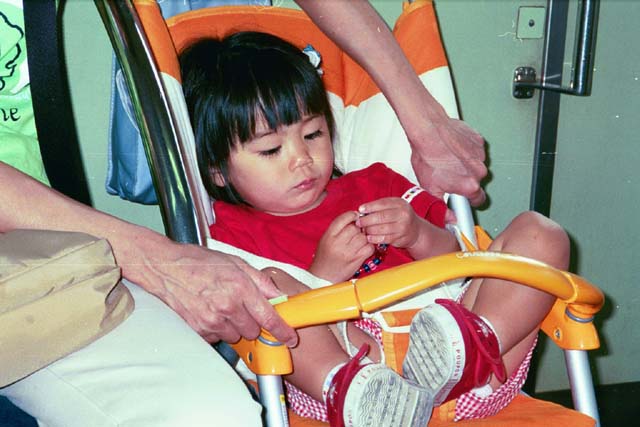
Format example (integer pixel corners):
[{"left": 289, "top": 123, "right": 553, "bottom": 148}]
[
  {"left": 435, "top": 299, "right": 507, "bottom": 400},
  {"left": 326, "top": 344, "right": 370, "bottom": 427}
]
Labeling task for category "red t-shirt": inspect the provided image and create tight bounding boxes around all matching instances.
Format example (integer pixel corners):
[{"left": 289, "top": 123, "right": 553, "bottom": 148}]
[{"left": 210, "top": 163, "right": 447, "bottom": 277}]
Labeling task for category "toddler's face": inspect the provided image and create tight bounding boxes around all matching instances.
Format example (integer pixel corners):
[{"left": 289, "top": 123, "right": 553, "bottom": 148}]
[{"left": 218, "top": 114, "right": 334, "bottom": 216}]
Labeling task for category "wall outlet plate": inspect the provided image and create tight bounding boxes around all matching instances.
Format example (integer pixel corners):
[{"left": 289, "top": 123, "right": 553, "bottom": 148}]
[{"left": 517, "top": 6, "right": 546, "bottom": 39}]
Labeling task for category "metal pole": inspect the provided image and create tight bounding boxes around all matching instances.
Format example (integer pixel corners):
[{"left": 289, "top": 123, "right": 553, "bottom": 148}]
[
  {"left": 258, "top": 375, "right": 289, "bottom": 427},
  {"left": 529, "top": 0, "right": 569, "bottom": 216},
  {"left": 449, "top": 194, "right": 477, "bottom": 247},
  {"left": 94, "top": 0, "right": 207, "bottom": 245},
  {"left": 565, "top": 349, "right": 601, "bottom": 427}
]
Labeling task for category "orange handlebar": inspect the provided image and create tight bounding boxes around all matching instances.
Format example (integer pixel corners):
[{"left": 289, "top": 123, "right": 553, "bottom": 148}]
[
  {"left": 277, "top": 251, "right": 603, "bottom": 327},
  {"left": 359, "top": 252, "right": 603, "bottom": 313},
  {"left": 232, "top": 251, "right": 604, "bottom": 375}
]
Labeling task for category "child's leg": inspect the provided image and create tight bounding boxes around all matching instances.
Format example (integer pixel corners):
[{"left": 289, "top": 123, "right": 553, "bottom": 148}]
[
  {"left": 462, "top": 211, "right": 569, "bottom": 387},
  {"left": 263, "top": 267, "right": 356, "bottom": 402},
  {"left": 264, "top": 268, "right": 433, "bottom": 427},
  {"left": 327, "top": 322, "right": 382, "bottom": 362},
  {"left": 404, "top": 211, "right": 569, "bottom": 407}
]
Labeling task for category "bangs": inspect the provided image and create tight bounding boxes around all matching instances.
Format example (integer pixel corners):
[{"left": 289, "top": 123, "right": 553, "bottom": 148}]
[{"left": 222, "top": 46, "right": 331, "bottom": 144}]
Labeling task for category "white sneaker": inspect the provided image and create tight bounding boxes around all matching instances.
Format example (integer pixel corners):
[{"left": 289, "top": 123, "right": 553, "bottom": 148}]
[
  {"left": 326, "top": 345, "right": 433, "bottom": 427},
  {"left": 403, "top": 299, "right": 506, "bottom": 406}
]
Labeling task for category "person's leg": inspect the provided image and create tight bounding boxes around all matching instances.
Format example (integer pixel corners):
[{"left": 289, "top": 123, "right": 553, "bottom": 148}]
[
  {"left": 404, "top": 211, "right": 569, "bottom": 404},
  {"left": 264, "top": 268, "right": 375, "bottom": 401},
  {"left": 264, "top": 269, "right": 349, "bottom": 400},
  {"left": 463, "top": 211, "right": 568, "bottom": 388},
  {"left": 264, "top": 268, "right": 433, "bottom": 427},
  {"left": 0, "top": 280, "right": 262, "bottom": 427}
]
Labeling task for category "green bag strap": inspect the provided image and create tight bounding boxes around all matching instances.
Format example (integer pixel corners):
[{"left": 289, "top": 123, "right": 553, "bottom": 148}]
[{"left": 23, "top": 0, "right": 92, "bottom": 205}]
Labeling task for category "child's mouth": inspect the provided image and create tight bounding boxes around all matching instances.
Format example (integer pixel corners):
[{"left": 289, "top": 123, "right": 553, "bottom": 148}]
[{"left": 295, "top": 178, "right": 316, "bottom": 190}]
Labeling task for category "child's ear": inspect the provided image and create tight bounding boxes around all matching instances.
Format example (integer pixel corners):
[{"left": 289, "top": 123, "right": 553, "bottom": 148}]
[{"left": 211, "top": 168, "right": 226, "bottom": 187}]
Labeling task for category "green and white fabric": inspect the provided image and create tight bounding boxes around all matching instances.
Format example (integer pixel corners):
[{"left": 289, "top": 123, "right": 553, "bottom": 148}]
[{"left": 0, "top": 0, "right": 48, "bottom": 184}]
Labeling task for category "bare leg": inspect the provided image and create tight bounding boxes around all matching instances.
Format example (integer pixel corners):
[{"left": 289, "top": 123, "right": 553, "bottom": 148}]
[
  {"left": 328, "top": 323, "right": 382, "bottom": 362},
  {"left": 461, "top": 211, "right": 570, "bottom": 387},
  {"left": 263, "top": 268, "right": 379, "bottom": 401}
]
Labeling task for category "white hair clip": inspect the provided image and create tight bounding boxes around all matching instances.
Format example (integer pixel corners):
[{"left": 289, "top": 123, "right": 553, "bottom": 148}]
[{"left": 302, "top": 44, "right": 323, "bottom": 75}]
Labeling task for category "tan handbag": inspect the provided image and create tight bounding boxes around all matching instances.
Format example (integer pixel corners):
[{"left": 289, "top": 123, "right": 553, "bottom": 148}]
[{"left": 0, "top": 229, "right": 134, "bottom": 386}]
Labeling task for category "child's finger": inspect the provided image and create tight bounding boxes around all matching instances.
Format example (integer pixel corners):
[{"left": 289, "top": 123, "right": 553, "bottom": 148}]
[
  {"left": 346, "top": 226, "right": 370, "bottom": 247},
  {"left": 326, "top": 210, "right": 360, "bottom": 235},
  {"left": 363, "top": 222, "right": 394, "bottom": 237},
  {"left": 355, "top": 241, "right": 376, "bottom": 259},
  {"left": 366, "top": 233, "right": 389, "bottom": 245},
  {"left": 363, "top": 223, "right": 401, "bottom": 244},
  {"left": 357, "top": 197, "right": 398, "bottom": 215},
  {"left": 444, "top": 208, "right": 457, "bottom": 224},
  {"left": 356, "top": 207, "right": 399, "bottom": 229}
]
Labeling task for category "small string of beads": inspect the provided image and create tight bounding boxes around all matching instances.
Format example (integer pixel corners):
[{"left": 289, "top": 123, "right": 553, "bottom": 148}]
[{"left": 352, "top": 244, "right": 388, "bottom": 278}]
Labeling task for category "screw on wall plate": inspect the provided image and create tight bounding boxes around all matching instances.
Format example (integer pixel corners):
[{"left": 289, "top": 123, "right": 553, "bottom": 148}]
[{"left": 517, "top": 6, "right": 546, "bottom": 39}]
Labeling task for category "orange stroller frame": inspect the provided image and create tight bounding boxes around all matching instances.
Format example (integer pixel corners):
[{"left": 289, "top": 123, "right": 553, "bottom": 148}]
[{"left": 95, "top": 1, "right": 603, "bottom": 426}]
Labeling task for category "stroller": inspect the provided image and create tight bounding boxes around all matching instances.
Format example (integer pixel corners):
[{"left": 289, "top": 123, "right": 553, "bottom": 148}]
[{"left": 96, "top": 1, "right": 603, "bottom": 426}]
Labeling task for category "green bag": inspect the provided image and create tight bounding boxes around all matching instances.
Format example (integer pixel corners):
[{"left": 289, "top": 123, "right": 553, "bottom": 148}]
[{"left": 0, "top": 0, "right": 49, "bottom": 184}]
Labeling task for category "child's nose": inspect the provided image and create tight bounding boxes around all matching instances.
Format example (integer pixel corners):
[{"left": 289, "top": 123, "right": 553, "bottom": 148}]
[{"left": 290, "top": 140, "right": 313, "bottom": 170}]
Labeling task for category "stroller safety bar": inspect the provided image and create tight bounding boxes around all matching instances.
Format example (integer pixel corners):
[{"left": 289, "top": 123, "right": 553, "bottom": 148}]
[{"left": 232, "top": 249, "right": 604, "bottom": 376}]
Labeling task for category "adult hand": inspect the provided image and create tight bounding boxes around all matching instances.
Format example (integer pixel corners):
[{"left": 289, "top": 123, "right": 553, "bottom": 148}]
[
  {"left": 409, "top": 116, "right": 488, "bottom": 207},
  {"left": 126, "top": 239, "right": 298, "bottom": 347},
  {"left": 293, "top": 0, "right": 488, "bottom": 205},
  {"left": 0, "top": 162, "right": 298, "bottom": 346},
  {"left": 310, "top": 211, "right": 374, "bottom": 282}
]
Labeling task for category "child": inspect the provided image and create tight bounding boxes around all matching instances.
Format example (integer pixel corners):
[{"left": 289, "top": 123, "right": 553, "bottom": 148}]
[{"left": 181, "top": 32, "right": 569, "bottom": 426}]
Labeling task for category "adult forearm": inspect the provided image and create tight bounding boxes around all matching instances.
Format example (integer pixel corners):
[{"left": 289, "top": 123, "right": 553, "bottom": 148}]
[
  {"left": 0, "top": 162, "right": 298, "bottom": 345},
  {"left": 296, "top": 0, "right": 487, "bottom": 204},
  {"left": 0, "top": 162, "right": 166, "bottom": 287},
  {"left": 294, "top": 0, "right": 449, "bottom": 137}
]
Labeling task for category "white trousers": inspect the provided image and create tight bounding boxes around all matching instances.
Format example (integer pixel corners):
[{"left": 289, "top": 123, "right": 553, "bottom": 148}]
[{"left": 0, "top": 280, "right": 263, "bottom": 427}]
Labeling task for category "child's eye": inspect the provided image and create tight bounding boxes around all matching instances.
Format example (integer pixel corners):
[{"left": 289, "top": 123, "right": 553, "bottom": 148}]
[
  {"left": 304, "top": 129, "right": 323, "bottom": 140},
  {"left": 259, "top": 146, "right": 281, "bottom": 157}
]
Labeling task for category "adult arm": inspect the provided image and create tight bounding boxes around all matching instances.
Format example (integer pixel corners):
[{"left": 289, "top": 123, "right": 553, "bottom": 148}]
[
  {"left": 0, "top": 162, "right": 297, "bottom": 346},
  {"left": 295, "top": 0, "right": 487, "bottom": 206}
]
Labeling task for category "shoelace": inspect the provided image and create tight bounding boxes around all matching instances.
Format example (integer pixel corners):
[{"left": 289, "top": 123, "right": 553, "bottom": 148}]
[
  {"left": 436, "top": 299, "right": 507, "bottom": 384},
  {"left": 326, "top": 344, "right": 370, "bottom": 427}
]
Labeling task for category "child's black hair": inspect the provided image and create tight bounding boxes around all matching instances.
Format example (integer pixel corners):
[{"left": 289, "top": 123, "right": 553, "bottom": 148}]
[{"left": 180, "top": 31, "right": 336, "bottom": 204}]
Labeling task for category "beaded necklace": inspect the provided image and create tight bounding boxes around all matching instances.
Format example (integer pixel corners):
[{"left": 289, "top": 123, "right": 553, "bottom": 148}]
[{"left": 352, "top": 244, "right": 388, "bottom": 278}]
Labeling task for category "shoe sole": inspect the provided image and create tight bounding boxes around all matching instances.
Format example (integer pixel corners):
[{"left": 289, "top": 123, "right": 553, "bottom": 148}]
[
  {"left": 403, "top": 304, "right": 466, "bottom": 406},
  {"left": 343, "top": 364, "right": 433, "bottom": 427}
]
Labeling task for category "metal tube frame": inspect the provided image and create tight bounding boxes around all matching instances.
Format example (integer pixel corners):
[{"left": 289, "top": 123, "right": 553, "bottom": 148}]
[
  {"left": 565, "top": 350, "right": 601, "bottom": 427},
  {"left": 94, "top": 0, "right": 240, "bottom": 391},
  {"left": 258, "top": 375, "right": 289, "bottom": 427},
  {"left": 529, "top": 0, "right": 570, "bottom": 216},
  {"left": 513, "top": 0, "right": 600, "bottom": 97},
  {"left": 449, "top": 194, "right": 477, "bottom": 247},
  {"left": 94, "top": 0, "right": 208, "bottom": 245}
]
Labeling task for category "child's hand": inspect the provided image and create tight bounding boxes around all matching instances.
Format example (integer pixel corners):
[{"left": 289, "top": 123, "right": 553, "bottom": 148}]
[
  {"left": 310, "top": 211, "right": 375, "bottom": 282},
  {"left": 356, "top": 197, "right": 422, "bottom": 249}
]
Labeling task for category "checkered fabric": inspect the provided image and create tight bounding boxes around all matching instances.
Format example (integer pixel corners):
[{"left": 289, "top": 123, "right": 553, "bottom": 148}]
[
  {"left": 286, "top": 318, "right": 535, "bottom": 423},
  {"left": 287, "top": 380, "right": 329, "bottom": 422},
  {"left": 453, "top": 336, "right": 536, "bottom": 421}
]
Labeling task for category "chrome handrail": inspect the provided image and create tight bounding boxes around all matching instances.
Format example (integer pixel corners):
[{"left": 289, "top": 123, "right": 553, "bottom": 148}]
[
  {"left": 513, "top": 0, "right": 599, "bottom": 98},
  {"left": 94, "top": 0, "right": 208, "bottom": 245}
]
